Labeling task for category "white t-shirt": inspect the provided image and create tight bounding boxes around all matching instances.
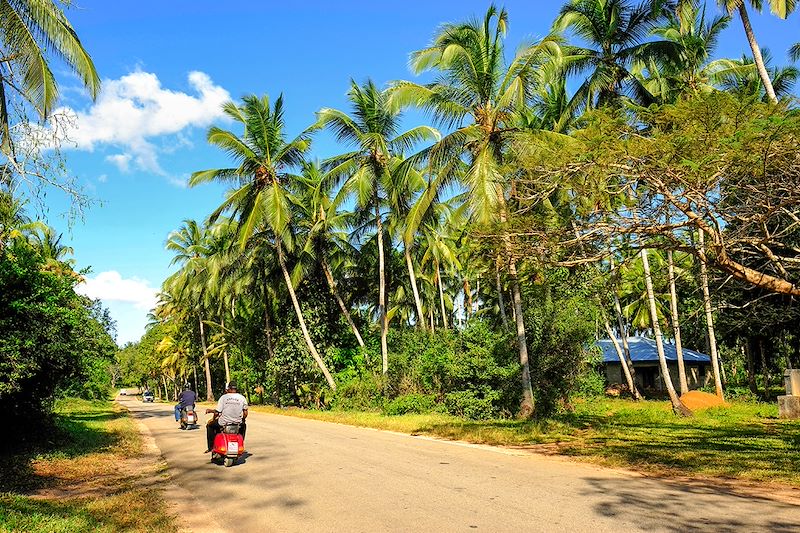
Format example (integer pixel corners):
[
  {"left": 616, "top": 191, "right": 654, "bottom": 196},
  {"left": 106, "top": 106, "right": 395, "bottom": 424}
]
[{"left": 216, "top": 392, "right": 248, "bottom": 425}]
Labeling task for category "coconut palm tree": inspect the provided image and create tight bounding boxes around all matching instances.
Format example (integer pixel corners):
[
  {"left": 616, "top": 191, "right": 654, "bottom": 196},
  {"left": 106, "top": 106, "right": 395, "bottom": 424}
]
[
  {"left": 552, "top": 0, "right": 675, "bottom": 111},
  {"left": 190, "top": 94, "right": 337, "bottom": 391},
  {"left": 711, "top": 0, "right": 796, "bottom": 103},
  {"left": 317, "top": 79, "right": 439, "bottom": 374},
  {"left": 717, "top": 49, "right": 798, "bottom": 101},
  {"left": 293, "top": 160, "right": 365, "bottom": 347},
  {"left": 641, "top": 1, "right": 741, "bottom": 102},
  {"left": 0, "top": 0, "right": 100, "bottom": 155},
  {"left": 389, "top": 5, "right": 565, "bottom": 416}
]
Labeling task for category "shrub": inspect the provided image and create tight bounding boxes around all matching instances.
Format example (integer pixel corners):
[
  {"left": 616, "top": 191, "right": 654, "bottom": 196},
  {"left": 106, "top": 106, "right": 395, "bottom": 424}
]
[
  {"left": 444, "top": 389, "right": 500, "bottom": 420},
  {"left": 383, "top": 393, "right": 438, "bottom": 415}
]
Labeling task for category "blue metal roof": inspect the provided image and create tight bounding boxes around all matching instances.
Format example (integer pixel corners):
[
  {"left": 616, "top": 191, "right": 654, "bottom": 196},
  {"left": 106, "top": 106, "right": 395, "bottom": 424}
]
[{"left": 598, "top": 336, "right": 710, "bottom": 364}]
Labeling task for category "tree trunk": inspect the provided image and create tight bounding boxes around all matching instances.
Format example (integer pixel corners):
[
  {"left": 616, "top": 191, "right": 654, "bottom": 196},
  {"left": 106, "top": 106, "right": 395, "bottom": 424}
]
[
  {"left": 405, "top": 246, "right": 426, "bottom": 330},
  {"left": 698, "top": 231, "right": 724, "bottom": 400},
  {"left": 603, "top": 317, "right": 637, "bottom": 397},
  {"left": 641, "top": 249, "right": 692, "bottom": 416},
  {"left": 463, "top": 277, "right": 473, "bottom": 322},
  {"left": 760, "top": 338, "right": 771, "bottom": 400},
  {"left": 192, "top": 364, "right": 198, "bottom": 394},
  {"left": 667, "top": 249, "right": 688, "bottom": 395},
  {"left": 199, "top": 315, "right": 214, "bottom": 402},
  {"left": 322, "top": 257, "right": 365, "bottom": 347},
  {"left": 277, "top": 241, "right": 337, "bottom": 391},
  {"left": 429, "top": 304, "right": 435, "bottom": 332},
  {"left": 437, "top": 262, "right": 448, "bottom": 329},
  {"left": 610, "top": 254, "right": 641, "bottom": 400},
  {"left": 162, "top": 375, "right": 169, "bottom": 401},
  {"left": 738, "top": 3, "right": 778, "bottom": 103},
  {"left": 496, "top": 257, "right": 509, "bottom": 329},
  {"left": 221, "top": 316, "right": 231, "bottom": 385},
  {"left": 376, "top": 204, "right": 388, "bottom": 375},
  {"left": 746, "top": 339, "right": 758, "bottom": 394}
]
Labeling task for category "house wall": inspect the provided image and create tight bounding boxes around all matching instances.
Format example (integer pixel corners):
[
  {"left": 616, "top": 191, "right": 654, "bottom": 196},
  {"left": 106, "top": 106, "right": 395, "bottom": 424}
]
[{"left": 604, "top": 362, "right": 710, "bottom": 391}]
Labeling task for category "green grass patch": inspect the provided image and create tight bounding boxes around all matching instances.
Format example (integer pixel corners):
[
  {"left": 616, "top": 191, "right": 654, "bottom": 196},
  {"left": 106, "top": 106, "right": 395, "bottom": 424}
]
[
  {"left": 0, "top": 398, "right": 175, "bottom": 533},
  {"left": 250, "top": 398, "right": 800, "bottom": 485}
]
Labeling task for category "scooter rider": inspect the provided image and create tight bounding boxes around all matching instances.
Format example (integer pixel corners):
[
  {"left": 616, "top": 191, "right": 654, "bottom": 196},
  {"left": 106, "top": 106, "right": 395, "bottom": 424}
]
[
  {"left": 205, "top": 381, "right": 248, "bottom": 453},
  {"left": 174, "top": 383, "right": 197, "bottom": 422}
]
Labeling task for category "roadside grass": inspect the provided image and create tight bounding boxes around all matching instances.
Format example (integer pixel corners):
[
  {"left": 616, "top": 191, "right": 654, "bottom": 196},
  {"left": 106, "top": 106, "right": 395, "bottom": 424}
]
[
  {"left": 249, "top": 398, "right": 800, "bottom": 486},
  {"left": 0, "top": 399, "right": 175, "bottom": 533}
]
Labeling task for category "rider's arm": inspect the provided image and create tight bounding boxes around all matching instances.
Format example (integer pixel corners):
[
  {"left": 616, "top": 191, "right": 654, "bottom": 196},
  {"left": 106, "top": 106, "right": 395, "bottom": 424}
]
[{"left": 242, "top": 408, "right": 248, "bottom": 420}]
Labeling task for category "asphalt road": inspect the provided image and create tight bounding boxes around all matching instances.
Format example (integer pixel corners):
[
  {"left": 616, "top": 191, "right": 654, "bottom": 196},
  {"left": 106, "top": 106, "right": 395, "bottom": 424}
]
[{"left": 121, "top": 397, "right": 800, "bottom": 533}]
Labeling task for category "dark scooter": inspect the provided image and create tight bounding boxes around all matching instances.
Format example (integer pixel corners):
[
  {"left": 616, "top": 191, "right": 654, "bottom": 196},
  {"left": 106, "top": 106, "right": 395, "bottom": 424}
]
[{"left": 179, "top": 405, "right": 199, "bottom": 430}]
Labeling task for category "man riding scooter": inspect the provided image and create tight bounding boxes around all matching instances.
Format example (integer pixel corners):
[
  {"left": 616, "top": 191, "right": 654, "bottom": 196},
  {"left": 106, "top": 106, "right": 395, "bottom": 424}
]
[
  {"left": 205, "top": 381, "right": 247, "bottom": 453},
  {"left": 174, "top": 383, "right": 197, "bottom": 425}
]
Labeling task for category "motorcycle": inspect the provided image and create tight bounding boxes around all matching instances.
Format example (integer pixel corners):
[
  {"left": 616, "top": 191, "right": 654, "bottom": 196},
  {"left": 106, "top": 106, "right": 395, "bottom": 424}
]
[
  {"left": 211, "top": 423, "right": 245, "bottom": 467},
  {"left": 179, "top": 405, "right": 198, "bottom": 430}
]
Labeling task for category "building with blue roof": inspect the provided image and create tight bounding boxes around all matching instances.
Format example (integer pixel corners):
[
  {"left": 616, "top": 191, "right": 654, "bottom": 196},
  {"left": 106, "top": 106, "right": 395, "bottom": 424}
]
[{"left": 597, "top": 336, "right": 712, "bottom": 391}]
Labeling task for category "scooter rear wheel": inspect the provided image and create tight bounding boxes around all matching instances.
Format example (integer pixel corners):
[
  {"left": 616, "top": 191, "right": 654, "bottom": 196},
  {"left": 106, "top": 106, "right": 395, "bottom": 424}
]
[{"left": 224, "top": 457, "right": 235, "bottom": 467}]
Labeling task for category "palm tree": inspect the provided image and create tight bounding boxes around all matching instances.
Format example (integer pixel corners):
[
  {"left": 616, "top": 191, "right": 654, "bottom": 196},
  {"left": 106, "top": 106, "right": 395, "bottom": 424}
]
[
  {"left": 190, "top": 94, "right": 336, "bottom": 391},
  {"left": 0, "top": 0, "right": 100, "bottom": 154},
  {"left": 390, "top": 5, "right": 563, "bottom": 416},
  {"left": 641, "top": 1, "right": 739, "bottom": 102},
  {"left": 712, "top": 0, "right": 796, "bottom": 103},
  {"left": 552, "top": 0, "right": 673, "bottom": 111},
  {"left": 165, "top": 220, "right": 216, "bottom": 401},
  {"left": 293, "top": 161, "right": 365, "bottom": 347},
  {"left": 641, "top": 248, "right": 692, "bottom": 416},
  {"left": 717, "top": 49, "right": 798, "bottom": 101},
  {"left": 317, "top": 79, "right": 439, "bottom": 375}
]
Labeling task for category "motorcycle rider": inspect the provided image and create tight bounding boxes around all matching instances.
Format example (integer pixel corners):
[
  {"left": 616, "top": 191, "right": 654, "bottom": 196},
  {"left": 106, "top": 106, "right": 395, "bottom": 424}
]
[
  {"left": 205, "top": 381, "right": 248, "bottom": 453},
  {"left": 174, "top": 382, "right": 197, "bottom": 422}
]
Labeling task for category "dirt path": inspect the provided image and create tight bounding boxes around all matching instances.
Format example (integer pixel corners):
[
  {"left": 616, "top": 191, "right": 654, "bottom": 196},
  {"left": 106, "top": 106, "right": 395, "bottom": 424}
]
[{"left": 123, "top": 397, "right": 800, "bottom": 533}]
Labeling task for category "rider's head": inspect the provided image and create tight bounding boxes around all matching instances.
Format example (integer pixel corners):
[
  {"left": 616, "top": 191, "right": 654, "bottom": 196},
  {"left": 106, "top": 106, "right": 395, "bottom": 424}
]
[
  {"left": 225, "top": 381, "right": 237, "bottom": 393},
  {"left": 183, "top": 382, "right": 191, "bottom": 391}
]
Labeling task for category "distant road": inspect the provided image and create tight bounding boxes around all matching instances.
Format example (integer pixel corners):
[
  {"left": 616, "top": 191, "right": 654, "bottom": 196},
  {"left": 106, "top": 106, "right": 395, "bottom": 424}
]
[{"left": 121, "top": 398, "right": 800, "bottom": 532}]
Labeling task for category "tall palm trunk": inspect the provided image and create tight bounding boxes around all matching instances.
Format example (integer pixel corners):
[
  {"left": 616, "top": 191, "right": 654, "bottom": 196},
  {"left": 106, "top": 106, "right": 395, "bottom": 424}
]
[
  {"left": 496, "top": 257, "right": 509, "bottom": 329},
  {"left": 199, "top": 315, "right": 214, "bottom": 402},
  {"left": 463, "top": 277, "right": 473, "bottom": 322},
  {"left": 667, "top": 250, "right": 688, "bottom": 394},
  {"left": 277, "top": 241, "right": 336, "bottom": 390},
  {"left": 610, "top": 250, "right": 641, "bottom": 400},
  {"left": 405, "top": 245, "right": 426, "bottom": 330},
  {"left": 737, "top": 3, "right": 778, "bottom": 103},
  {"left": 698, "top": 231, "right": 724, "bottom": 399},
  {"left": 322, "top": 257, "right": 365, "bottom": 347},
  {"left": 437, "top": 262, "right": 448, "bottom": 329},
  {"left": 498, "top": 199, "right": 534, "bottom": 417},
  {"left": 221, "top": 316, "right": 231, "bottom": 384},
  {"left": 641, "top": 249, "right": 692, "bottom": 416},
  {"left": 603, "top": 316, "right": 637, "bottom": 396},
  {"left": 192, "top": 364, "right": 198, "bottom": 393},
  {"left": 375, "top": 203, "right": 389, "bottom": 375}
]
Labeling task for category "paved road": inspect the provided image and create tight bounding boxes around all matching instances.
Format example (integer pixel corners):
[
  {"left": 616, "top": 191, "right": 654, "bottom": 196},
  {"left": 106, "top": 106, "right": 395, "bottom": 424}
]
[{"left": 121, "top": 397, "right": 800, "bottom": 533}]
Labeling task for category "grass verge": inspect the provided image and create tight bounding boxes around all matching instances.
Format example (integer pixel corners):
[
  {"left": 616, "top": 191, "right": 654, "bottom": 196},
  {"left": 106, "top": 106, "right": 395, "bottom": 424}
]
[
  {"left": 0, "top": 398, "right": 175, "bottom": 533},
  {"left": 249, "top": 398, "right": 800, "bottom": 486}
]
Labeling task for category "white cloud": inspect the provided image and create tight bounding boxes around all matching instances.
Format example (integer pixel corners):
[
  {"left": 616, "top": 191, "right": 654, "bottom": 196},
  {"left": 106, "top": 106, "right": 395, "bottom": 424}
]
[
  {"left": 105, "top": 153, "right": 131, "bottom": 172},
  {"left": 97, "top": 174, "right": 108, "bottom": 183},
  {"left": 59, "top": 70, "right": 230, "bottom": 175},
  {"left": 76, "top": 270, "right": 158, "bottom": 311}
]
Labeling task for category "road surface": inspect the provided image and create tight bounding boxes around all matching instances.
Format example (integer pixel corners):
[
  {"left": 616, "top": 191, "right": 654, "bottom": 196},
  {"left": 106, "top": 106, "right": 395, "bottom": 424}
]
[{"left": 121, "top": 397, "right": 800, "bottom": 532}]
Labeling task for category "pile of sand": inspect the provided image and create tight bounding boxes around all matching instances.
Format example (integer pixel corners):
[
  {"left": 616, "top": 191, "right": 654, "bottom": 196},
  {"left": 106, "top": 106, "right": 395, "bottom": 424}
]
[{"left": 680, "top": 390, "right": 726, "bottom": 411}]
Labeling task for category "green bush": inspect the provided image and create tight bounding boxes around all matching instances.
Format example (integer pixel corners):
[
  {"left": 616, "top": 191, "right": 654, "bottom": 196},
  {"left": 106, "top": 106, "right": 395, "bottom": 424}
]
[
  {"left": 383, "top": 393, "right": 438, "bottom": 415},
  {"left": 444, "top": 389, "right": 500, "bottom": 419},
  {"left": 331, "top": 373, "right": 384, "bottom": 411}
]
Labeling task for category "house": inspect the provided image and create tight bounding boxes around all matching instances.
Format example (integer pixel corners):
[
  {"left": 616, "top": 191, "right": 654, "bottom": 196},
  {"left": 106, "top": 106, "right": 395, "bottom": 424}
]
[{"left": 597, "top": 336, "right": 712, "bottom": 391}]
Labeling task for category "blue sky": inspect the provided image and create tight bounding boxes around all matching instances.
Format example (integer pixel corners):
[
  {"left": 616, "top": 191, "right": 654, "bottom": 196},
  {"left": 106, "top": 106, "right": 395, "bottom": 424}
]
[{"left": 41, "top": 1, "right": 798, "bottom": 345}]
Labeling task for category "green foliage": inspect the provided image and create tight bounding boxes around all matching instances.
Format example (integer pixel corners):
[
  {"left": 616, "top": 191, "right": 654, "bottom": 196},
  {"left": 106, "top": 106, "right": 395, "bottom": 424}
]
[
  {"left": 0, "top": 242, "right": 117, "bottom": 425},
  {"left": 384, "top": 393, "right": 438, "bottom": 416}
]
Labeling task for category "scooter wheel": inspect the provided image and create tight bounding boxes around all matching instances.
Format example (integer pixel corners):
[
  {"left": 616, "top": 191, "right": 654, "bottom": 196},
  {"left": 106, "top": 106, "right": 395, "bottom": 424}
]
[{"left": 224, "top": 457, "right": 235, "bottom": 467}]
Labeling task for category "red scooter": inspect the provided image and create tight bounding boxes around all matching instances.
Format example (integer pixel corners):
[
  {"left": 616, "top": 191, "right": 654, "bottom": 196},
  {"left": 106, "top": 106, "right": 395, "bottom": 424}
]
[{"left": 211, "top": 423, "right": 245, "bottom": 467}]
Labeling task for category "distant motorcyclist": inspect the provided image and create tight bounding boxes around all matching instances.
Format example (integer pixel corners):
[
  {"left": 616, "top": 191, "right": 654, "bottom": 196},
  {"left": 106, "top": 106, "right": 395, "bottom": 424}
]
[
  {"left": 174, "top": 383, "right": 197, "bottom": 422},
  {"left": 205, "top": 381, "right": 248, "bottom": 453}
]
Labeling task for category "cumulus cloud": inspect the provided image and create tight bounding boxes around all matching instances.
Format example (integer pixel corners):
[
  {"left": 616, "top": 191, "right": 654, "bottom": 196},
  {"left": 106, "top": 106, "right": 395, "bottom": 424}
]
[
  {"left": 76, "top": 271, "right": 158, "bottom": 311},
  {"left": 59, "top": 70, "right": 230, "bottom": 175}
]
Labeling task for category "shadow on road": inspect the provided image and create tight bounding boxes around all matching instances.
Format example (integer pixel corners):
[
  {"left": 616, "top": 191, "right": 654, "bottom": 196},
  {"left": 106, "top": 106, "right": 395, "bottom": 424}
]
[{"left": 582, "top": 475, "right": 800, "bottom": 532}]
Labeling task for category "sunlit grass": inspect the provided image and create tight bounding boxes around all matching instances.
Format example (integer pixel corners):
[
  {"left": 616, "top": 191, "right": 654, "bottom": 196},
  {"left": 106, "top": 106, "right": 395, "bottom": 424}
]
[
  {"left": 250, "top": 398, "right": 800, "bottom": 485},
  {"left": 0, "top": 399, "right": 175, "bottom": 533}
]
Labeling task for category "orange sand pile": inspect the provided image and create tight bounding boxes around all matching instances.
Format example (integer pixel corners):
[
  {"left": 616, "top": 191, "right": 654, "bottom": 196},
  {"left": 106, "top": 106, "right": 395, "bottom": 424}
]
[{"left": 680, "top": 390, "right": 726, "bottom": 411}]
